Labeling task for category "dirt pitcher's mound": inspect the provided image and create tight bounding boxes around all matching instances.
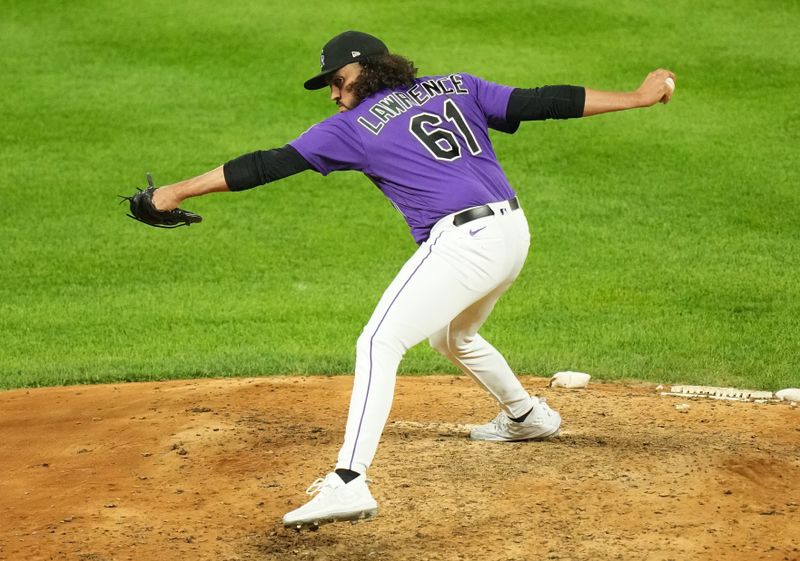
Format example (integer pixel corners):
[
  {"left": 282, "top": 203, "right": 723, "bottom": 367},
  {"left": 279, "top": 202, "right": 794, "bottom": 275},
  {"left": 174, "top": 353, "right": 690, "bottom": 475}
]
[{"left": 1, "top": 376, "right": 798, "bottom": 561}]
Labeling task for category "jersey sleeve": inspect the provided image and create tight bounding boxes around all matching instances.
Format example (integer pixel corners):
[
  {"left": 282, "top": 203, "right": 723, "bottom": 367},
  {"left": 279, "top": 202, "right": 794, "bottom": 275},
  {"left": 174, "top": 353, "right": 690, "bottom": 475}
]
[
  {"left": 289, "top": 116, "right": 367, "bottom": 176},
  {"left": 462, "top": 73, "right": 516, "bottom": 123},
  {"left": 458, "top": 73, "right": 519, "bottom": 134}
]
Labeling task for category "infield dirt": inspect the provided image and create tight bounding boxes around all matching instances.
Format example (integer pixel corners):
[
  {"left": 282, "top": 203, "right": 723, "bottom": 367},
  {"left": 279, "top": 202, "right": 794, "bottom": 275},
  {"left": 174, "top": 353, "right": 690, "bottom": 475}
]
[{"left": 1, "top": 376, "right": 798, "bottom": 561}]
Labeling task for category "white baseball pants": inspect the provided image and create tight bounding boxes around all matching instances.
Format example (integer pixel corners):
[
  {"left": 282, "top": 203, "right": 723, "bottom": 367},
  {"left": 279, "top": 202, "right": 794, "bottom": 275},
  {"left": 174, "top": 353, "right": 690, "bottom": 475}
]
[{"left": 336, "top": 199, "right": 534, "bottom": 474}]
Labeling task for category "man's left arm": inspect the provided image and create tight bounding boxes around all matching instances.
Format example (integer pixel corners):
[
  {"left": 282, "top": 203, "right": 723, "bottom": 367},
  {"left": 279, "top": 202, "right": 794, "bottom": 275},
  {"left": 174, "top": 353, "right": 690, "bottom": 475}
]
[{"left": 150, "top": 145, "right": 311, "bottom": 211}]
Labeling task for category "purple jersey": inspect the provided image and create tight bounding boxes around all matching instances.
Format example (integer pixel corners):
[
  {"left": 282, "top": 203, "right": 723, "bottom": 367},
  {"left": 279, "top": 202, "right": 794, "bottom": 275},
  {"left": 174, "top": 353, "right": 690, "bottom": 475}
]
[{"left": 290, "top": 73, "right": 517, "bottom": 243}]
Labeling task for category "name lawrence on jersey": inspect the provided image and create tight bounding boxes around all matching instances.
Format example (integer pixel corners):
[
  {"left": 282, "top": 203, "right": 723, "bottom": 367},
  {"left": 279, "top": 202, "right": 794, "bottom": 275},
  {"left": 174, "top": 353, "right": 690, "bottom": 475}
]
[{"left": 357, "top": 74, "right": 470, "bottom": 135}]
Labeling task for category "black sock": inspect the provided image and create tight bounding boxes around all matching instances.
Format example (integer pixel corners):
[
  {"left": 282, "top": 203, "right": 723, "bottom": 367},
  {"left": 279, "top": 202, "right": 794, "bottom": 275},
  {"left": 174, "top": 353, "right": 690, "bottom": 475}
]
[
  {"left": 510, "top": 407, "right": 533, "bottom": 423},
  {"left": 335, "top": 468, "right": 360, "bottom": 484}
]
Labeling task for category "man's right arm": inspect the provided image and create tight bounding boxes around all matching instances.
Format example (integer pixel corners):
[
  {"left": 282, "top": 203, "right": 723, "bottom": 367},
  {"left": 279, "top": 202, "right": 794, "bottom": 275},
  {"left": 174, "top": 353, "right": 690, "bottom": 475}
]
[
  {"left": 582, "top": 69, "right": 676, "bottom": 116},
  {"left": 152, "top": 145, "right": 311, "bottom": 211},
  {"left": 502, "top": 68, "right": 675, "bottom": 127}
]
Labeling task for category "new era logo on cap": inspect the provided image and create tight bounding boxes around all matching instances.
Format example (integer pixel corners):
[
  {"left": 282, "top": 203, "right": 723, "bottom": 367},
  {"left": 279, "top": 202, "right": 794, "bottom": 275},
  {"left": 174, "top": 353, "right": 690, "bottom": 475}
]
[{"left": 351, "top": 51, "right": 360, "bottom": 57}]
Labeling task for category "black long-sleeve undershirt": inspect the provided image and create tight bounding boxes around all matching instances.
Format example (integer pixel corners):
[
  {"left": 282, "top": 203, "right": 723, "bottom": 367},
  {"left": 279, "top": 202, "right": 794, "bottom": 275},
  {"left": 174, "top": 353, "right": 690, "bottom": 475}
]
[
  {"left": 223, "top": 145, "right": 311, "bottom": 191},
  {"left": 497, "top": 85, "right": 586, "bottom": 133}
]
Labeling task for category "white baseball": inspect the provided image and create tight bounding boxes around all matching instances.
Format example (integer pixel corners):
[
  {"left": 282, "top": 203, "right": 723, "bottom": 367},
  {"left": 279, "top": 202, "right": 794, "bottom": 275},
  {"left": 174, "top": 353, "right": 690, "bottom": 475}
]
[{"left": 665, "top": 77, "right": 675, "bottom": 92}]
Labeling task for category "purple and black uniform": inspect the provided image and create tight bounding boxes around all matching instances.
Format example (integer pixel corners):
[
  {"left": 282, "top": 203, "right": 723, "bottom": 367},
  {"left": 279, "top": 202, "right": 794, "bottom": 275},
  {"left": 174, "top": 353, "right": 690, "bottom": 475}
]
[
  {"left": 289, "top": 73, "right": 517, "bottom": 243},
  {"left": 223, "top": 79, "right": 584, "bottom": 242}
]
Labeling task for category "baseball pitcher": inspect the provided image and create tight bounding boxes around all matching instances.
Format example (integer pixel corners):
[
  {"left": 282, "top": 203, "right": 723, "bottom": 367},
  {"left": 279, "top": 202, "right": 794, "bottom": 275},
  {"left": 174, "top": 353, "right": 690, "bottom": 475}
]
[{"left": 123, "top": 31, "right": 675, "bottom": 529}]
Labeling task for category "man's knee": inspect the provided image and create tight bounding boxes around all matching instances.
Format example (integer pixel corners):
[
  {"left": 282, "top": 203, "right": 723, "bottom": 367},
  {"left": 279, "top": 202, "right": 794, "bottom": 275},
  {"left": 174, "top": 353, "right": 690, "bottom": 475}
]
[
  {"left": 357, "top": 324, "right": 410, "bottom": 359},
  {"left": 429, "top": 328, "right": 474, "bottom": 357}
]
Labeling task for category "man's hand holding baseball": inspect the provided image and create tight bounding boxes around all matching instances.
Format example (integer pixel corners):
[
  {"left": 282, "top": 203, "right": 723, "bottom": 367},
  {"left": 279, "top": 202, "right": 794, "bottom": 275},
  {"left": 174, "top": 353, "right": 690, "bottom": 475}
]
[{"left": 636, "top": 68, "right": 676, "bottom": 106}]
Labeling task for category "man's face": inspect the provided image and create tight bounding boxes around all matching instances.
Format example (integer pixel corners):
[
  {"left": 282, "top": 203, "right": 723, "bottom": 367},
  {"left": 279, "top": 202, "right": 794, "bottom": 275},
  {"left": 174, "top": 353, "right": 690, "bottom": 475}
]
[{"left": 328, "top": 62, "right": 362, "bottom": 113}]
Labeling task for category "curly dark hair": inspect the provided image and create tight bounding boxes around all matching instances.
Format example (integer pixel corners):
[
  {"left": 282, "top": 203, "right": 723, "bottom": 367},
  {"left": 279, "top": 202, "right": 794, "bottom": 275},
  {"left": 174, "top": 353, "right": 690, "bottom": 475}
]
[{"left": 350, "top": 53, "right": 418, "bottom": 101}]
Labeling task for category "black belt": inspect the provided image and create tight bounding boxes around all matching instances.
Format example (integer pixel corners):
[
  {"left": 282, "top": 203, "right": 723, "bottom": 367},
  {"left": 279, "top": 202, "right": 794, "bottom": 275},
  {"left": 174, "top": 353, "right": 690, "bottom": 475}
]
[{"left": 452, "top": 197, "right": 520, "bottom": 227}]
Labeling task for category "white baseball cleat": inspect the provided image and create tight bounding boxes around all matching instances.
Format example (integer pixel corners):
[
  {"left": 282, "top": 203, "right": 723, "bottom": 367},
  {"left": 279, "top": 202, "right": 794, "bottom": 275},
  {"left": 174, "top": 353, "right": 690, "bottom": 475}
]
[
  {"left": 283, "top": 472, "right": 378, "bottom": 530},
  {"left": 470, "top": 398, "right": 561, "bottom": 441}
]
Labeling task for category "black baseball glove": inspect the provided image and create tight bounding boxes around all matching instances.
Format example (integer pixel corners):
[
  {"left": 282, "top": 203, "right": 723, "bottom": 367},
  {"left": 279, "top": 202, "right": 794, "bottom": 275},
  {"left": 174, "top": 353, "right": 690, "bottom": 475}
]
[{"left": 120, "top": 173, "right": 202, "bottom": 229}]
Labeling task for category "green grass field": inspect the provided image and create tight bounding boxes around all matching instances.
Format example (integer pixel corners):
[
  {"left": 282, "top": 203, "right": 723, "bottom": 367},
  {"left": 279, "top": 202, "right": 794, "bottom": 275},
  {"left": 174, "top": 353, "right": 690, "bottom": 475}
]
[{"left": 1, "top": 0, "right": 798, "bottom": 390}]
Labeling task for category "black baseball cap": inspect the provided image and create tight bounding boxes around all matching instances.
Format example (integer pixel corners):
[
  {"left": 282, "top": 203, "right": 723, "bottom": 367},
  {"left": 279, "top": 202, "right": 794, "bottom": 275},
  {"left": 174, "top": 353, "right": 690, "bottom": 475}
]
[{"left": 304, "top": 31, "right": 388, "bottom": 90}]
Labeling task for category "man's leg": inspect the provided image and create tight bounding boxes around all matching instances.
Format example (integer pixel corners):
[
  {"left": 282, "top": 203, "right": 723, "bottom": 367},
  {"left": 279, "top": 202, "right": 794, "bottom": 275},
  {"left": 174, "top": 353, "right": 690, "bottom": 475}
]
[
  {"left": 428, "top": 283, "right": 533, "bottom": 420},
  {"left": 336, "top": 221, "right": 518, "bottom": 474},
  {"left": 429, "top": 210, "right": 560, "bottom": 441},
  {"left": 430, "top": 284, "right": 561, "bottom": 442},
  {"left": 428, "top": 286, "right": 561, "bottom": 442},
  {"left": 283, "top": 202, "right": 530, "bottom": 527}
]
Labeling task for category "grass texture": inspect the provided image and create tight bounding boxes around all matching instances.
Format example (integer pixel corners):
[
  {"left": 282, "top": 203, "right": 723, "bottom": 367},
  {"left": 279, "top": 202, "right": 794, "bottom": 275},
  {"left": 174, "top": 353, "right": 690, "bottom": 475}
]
[{"left": 1, "top": 0, "right": 798, "bottom": 390}]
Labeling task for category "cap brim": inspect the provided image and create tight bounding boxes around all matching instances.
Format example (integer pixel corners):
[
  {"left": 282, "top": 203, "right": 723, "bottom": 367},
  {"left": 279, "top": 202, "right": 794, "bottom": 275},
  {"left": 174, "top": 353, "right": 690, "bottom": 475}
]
[{"left": 304, "top": 69, "right": 337, "bottom": 90}]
